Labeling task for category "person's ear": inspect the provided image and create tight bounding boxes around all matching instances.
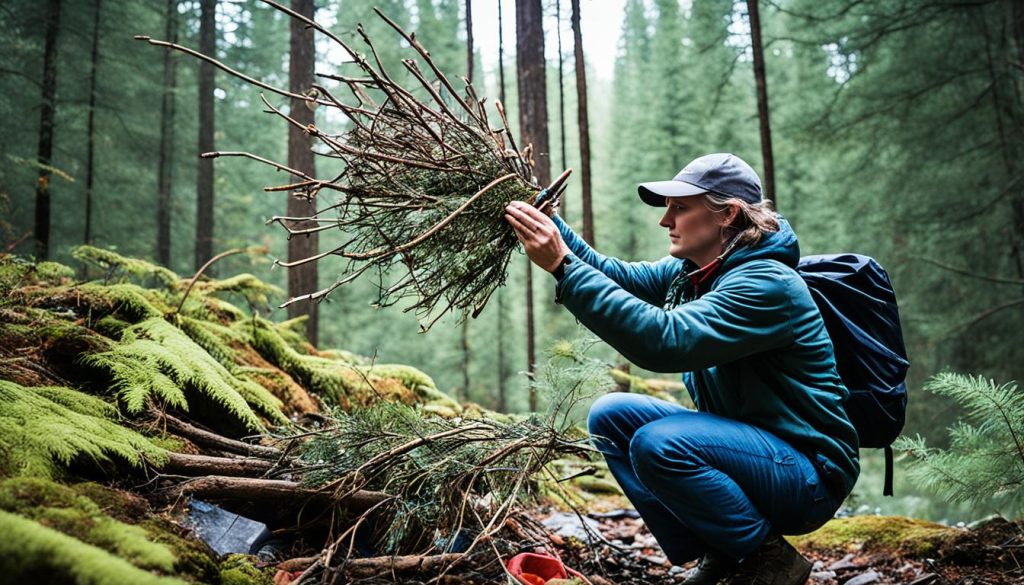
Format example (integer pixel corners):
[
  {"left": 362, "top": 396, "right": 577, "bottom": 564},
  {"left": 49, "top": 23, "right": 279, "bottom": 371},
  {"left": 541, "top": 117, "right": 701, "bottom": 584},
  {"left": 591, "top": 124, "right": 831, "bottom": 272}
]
[{"left": 721, "top": 202, "right": 740, "bottom": 227}]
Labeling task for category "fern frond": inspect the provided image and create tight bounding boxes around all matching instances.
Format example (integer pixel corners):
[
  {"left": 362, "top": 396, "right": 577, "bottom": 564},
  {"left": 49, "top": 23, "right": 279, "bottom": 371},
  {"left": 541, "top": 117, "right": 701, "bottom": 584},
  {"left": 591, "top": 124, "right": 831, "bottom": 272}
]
[
  {"left": 0, "top": 381, "right": 167, "bottom": 479},
  {"left": 83, "top": 318, "right": 286, "bottom": 431}
]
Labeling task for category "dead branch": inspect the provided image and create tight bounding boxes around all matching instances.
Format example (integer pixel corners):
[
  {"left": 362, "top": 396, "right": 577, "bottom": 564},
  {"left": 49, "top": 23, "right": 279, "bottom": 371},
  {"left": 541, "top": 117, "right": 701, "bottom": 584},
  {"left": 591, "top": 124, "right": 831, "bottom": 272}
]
[
  {"left": 157, "top": 412, "right": 284, "bottom": 459},
  {"left": 172, "top": 475, "right": 390, "bottom": 512},
  {"left": 161, "top": 452, "right": 275, "bottom": 477}
]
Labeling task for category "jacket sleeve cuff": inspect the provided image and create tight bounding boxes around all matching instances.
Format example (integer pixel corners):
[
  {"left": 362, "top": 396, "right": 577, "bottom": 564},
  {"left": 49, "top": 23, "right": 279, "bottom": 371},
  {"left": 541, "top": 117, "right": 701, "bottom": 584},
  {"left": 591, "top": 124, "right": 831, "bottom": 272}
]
[{"left": 553, "top": 253, "right": 580, "bottom": 304}]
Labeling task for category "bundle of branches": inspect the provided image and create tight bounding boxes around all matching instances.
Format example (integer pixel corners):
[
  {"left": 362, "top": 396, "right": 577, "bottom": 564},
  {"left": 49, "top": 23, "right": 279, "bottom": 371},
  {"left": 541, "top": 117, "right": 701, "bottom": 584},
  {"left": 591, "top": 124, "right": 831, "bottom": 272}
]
[
  {"left": 260, "top": 338, "right": 612, "bottom": 581},
  {"left": 292, "top": 403, "right": 593, "bottom": 573},
  {"left": 137, "top": 1, "right": 567, "bottom": 331}
]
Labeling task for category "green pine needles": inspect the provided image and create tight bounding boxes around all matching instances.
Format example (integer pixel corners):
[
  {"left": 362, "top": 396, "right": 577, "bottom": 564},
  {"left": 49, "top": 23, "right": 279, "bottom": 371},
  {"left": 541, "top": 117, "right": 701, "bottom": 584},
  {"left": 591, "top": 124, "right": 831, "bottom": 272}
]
[
  {"left": 297, "top": 401, "right": 591, "bottom": 556},
  {"left": 0, "top": 380, "right": 166, "bottom": 479},
  {"left": 894, "top": 372, "right": 1024, "bottom": 515}
]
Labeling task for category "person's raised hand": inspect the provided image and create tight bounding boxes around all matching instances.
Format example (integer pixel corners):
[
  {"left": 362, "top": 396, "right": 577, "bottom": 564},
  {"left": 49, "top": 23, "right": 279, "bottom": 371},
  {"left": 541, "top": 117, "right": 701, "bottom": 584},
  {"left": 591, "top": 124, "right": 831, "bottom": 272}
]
[{"left": 504, "top": 200, "right": 570, "bottom": 273}]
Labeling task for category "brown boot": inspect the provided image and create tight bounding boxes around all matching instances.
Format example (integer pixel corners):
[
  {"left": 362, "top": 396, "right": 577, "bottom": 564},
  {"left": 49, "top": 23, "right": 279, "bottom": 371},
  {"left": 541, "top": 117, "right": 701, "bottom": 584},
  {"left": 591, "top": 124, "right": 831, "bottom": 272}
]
[
  {"left": 681, "top": 550, "right": 739, "bottom": 585},
  {"left": 724, "top": 533, "right": 812, "bottom": 585}
]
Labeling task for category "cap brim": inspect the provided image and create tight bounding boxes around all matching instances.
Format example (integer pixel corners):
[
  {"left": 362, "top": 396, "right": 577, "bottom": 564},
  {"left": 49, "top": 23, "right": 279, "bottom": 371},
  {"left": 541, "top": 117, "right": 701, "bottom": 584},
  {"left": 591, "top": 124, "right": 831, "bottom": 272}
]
[{"left": 637, "top": 180, "right": 706, "bottom": 206}]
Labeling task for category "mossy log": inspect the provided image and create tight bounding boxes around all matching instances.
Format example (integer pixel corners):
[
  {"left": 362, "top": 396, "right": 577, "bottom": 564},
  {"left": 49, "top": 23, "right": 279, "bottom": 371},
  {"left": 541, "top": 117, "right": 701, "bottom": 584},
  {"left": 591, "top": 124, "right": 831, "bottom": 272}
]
[{"left": 788, "top": 515, "right": 964, "bottom": 557}]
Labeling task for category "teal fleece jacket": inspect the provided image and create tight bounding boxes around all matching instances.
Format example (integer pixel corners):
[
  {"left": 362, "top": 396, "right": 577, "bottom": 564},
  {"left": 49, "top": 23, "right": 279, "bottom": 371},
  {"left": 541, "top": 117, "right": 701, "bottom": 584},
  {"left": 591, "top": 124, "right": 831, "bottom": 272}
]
[{"left": 550, "top": 213, "right": 860, "bottom": 496}]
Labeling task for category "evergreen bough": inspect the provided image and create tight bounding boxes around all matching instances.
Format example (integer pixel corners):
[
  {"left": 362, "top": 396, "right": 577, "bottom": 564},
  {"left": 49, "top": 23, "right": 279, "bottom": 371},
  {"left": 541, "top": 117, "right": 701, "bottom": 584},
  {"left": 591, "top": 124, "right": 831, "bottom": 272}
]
[
  {"left": 137, "top": 1, "right": 556, "bottom": 331},
  {"left": 893, "top": 372, "right": 1024, "bottom": 515}
]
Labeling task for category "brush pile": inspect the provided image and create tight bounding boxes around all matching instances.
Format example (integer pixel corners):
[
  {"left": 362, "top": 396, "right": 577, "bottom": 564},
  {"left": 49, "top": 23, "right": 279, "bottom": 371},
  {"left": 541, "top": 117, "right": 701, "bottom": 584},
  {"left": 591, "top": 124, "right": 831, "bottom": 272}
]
[{"left": 137, "top": 0, "right": 557, "bottom": 331}]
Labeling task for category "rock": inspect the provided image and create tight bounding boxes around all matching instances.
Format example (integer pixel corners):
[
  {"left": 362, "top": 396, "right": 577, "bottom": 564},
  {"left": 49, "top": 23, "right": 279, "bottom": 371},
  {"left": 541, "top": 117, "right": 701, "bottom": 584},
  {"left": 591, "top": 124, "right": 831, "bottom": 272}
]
[
  {"left": 843, "top": 569, "right": 880, "bottom": 585},
  {"left": 588, "top": 508, "right": 642, "bottom": 520},
  {"left": 185, "top": 499, "right": 270, "bottom": 557},
  {"left": 829, "top": 553, "right": 860, "bottom": 571},
  {"left": 542, "top": 511, "right": 601, "bottom": 542},
  {"left": 966, "top": 514, "right": 1007, "bottom": 530},
  {"left": 642, "top": 554, "right": 668, "bottom": 566}
]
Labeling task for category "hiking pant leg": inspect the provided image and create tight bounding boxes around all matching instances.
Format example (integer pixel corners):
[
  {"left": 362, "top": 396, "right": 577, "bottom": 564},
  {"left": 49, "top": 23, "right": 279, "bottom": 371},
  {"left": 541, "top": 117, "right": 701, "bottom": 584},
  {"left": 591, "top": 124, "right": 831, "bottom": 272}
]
[
  {"left": 628, "top": 409, "right": 839, "bottom": 562},
  {"left": 587, "top": 393, "right": 709, "bottom": 564}
]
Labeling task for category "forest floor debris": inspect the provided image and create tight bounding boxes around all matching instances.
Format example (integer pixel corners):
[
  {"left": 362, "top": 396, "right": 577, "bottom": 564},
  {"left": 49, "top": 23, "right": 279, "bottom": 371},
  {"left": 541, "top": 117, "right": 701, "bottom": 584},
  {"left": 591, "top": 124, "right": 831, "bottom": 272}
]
[{"left": 1, "top": 250, "right": 1022, "bottom": 584}]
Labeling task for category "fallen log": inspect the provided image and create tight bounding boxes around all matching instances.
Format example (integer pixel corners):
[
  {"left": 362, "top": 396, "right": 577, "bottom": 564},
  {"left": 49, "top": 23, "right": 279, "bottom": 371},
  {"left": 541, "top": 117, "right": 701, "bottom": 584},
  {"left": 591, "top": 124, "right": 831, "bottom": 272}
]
[
  {"left": 173, "top": 475, "right": 391, "bottom": 513},
  {"left": 162, "top": 452, "right": 275, "bottom": 477}
]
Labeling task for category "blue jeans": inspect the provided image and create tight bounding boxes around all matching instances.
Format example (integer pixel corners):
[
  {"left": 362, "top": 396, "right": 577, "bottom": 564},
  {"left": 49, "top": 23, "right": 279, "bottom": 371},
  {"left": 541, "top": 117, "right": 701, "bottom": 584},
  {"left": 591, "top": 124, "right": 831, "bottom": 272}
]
[{"left": 587, "top": 393, "right": 842, "bottom": 565}]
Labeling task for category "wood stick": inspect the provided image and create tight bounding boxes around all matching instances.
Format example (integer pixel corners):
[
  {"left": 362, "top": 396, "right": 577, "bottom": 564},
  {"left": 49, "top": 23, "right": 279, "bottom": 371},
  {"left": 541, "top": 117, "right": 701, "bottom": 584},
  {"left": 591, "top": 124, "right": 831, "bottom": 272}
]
[
  {"left": 342, "top": 552, "right": 465, "bottom": 578},
  {"left": 174, "top": 475, "right": 391, "bottom": 512},
  {"left": 162, "top": 452, "right": 275, "bottom": 477},
  {"left": 158, "top": 412, "right": 284, "bottom": 459}
]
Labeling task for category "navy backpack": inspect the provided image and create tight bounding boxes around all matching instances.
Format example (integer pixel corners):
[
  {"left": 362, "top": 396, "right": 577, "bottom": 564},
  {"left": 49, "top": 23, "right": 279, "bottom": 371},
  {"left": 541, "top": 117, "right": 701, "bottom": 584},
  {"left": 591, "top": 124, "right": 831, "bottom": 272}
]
[{"left": 797, "top": 254, "right": 909, "bottom": 497}]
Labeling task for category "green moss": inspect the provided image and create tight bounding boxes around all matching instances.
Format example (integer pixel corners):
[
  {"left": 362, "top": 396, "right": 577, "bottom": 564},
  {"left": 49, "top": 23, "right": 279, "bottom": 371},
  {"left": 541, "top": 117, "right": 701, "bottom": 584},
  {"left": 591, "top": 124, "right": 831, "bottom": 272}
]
[
  {"left": 0, "top": 380, "right": 167, "bottom": 478},
  {"left": 787, "top": 515, "right": 962, "bottom": 557},
  {"left": 218, "top": 554, "right": 275, "bottom": 585},
  {"left": 0, "top": 255, "right": 75, "bottom": 295},
  {"left": 139, "top": 517, "right": 221, "bottom": 584},
  {"left": 608, "top": 369, "right": 681, "bottom": 405},
  {"left": 72, "top": 245, "right": 180, "bottom": 289},
  {"left": 70, "top": 482, "right": 151, "bottom": 523},
  {"left": 94, "top": 314, "right": 132, "bottom": 338},
  {"left": 274, "top": 315, "right": 317, "bottom": 354},
  {"left": 18, "top": 281, "right": 169, "bottom": 323},
  {"left": 0, "top": 510, "right": 187, "bottom": 585},
  {"left": 82, "top": 317, "right": 287, "bottom": 430},
  {"left": 0, "top": 478, "right": 177, "bottom": 574},
  {"left": 189, "top": 273, "right": 282, "bottom": 311},
  {"left": 248, "top": 316, "right": 462, "bottom": 412},
  {"left": 36, "top": 260, "right": 77, "bottom": 282}
]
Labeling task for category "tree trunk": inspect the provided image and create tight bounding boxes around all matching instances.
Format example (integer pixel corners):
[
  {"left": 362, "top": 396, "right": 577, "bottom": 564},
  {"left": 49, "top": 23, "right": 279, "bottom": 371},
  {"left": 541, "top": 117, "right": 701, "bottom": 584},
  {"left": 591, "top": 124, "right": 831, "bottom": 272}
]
[
  {"left": 495, "top": 0, "right": 508, "bottom": 412},
  {"left": 571, "top": 0, "right": 594, "bottom": 245},
  {"left": 33, "top": 0, "right": 62, "bottom": 260},
  {"left": 465, "top": 0, "right": 473, "bottom": 84},
  {"left": 157, "top": 0, "right": 179, "bottom": 268},
  {"left": 498, "top": 0, "right": 507, "bottom": 106},
  {"left": 83, "top": 0, "right": 101, "bottom": 256},
  {"left": 746, "top": 0, "right": 775, "bottom": 205},
  {"left": 517, "top": 0, "right": 550, "bottom": 412},
  {"left": 195, "top": 0, "right": 216, "bottom": 272},
  {"left": 286, "top": 0, "right": 319, "bottom": 344},
  {"left": 460, "top": 0, "right": 475, "bottom": 404},
  {"left": 556, "top": 0, "right": 567, "bottom": 221}
]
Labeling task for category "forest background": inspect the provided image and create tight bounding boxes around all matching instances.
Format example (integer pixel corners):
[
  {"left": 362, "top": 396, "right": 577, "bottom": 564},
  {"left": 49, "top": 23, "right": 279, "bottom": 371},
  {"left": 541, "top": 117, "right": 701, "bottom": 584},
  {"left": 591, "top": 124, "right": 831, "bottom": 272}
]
[{"left": 3, "top": 0, "right": 1022, "bottom": 524}]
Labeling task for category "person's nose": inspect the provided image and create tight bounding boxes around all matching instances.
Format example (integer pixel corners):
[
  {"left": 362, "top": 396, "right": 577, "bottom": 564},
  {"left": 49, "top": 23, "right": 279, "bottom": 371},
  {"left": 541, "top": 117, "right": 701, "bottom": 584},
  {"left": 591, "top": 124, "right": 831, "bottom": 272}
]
[{"left": 659, "top": 207, "right": 673, "bottom": 229}]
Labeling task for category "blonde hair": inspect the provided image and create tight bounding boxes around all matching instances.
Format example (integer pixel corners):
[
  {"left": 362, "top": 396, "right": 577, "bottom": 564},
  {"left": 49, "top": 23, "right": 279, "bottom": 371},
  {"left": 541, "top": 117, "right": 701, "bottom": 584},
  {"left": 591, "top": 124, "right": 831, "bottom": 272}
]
[{"left": 702, "top": 192, "right": 779, "bottom": 248}]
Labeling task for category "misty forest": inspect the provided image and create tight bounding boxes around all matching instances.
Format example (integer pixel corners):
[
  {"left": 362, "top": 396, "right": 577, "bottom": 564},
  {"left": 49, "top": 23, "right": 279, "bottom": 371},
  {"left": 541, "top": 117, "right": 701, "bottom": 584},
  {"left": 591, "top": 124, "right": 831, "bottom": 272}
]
[{"left": 1, "top": 0, "right": 1023, "bottom": 583}]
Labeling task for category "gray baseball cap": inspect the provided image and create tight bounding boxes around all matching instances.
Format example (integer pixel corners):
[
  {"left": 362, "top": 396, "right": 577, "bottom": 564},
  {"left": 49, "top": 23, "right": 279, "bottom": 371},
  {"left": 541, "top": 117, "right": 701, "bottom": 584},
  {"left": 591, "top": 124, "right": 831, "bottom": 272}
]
[{"left": 637, "top": 153, "right": 764, "bottom": 206}]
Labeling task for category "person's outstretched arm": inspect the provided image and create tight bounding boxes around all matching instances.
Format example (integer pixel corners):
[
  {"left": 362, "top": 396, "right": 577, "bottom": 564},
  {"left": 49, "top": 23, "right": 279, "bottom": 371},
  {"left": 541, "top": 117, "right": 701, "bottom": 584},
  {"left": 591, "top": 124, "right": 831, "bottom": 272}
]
[
  {"left": 556, "top": 256, "right": 795, "bottom": 373},
  {"left": 550, "top": 213, "right": 680, "bottom": 307}
]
